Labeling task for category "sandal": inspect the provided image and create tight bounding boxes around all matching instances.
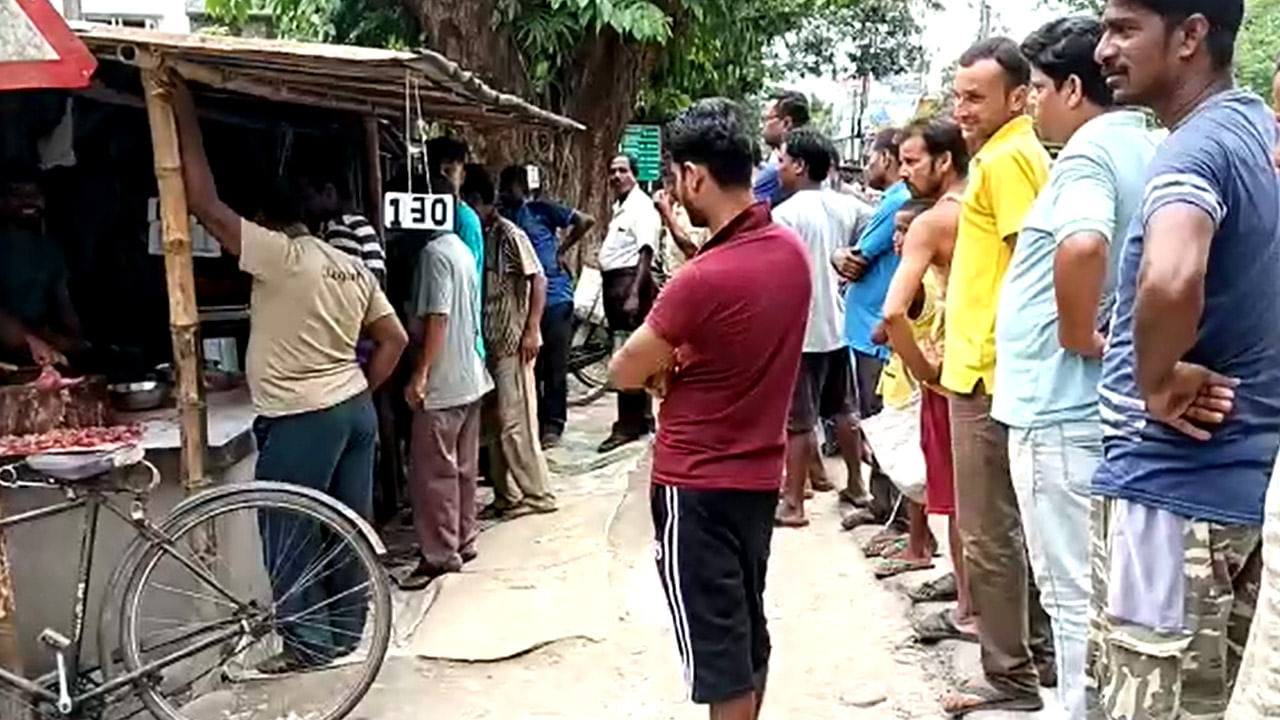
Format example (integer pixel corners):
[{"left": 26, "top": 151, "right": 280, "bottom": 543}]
[
  {"left": 874, "top": 555, "right": 935, "bottom": 579},
  {"left": 942, "top": 681, "right": 1044, "bottom": 717},
  {"left": 907, "top": 573, "right": 958, "bottom": 603},
  {"left": 861, "top": 529, "right": 907, "bottom": 557},
  {"left": 838, "top": 487, "right": 873, "bottom": 508},
  {"left": 913, "top": 608, "right": 978, "bottom": 644},
  {"left": 840, "top": 507, "right": 877, "bottom": 531},
  {"left": 774, "top": 501, "right": 810, "bottom": 528}
]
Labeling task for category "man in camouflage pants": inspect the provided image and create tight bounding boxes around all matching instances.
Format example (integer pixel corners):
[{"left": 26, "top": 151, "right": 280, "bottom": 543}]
[{"left": 1089, "top": 0, "right": 1280, "bottom": 718}]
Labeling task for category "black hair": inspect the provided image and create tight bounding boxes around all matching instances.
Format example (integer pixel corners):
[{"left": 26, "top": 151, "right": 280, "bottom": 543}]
[
  {"left": 663, "top": 98, "right": 756, "bottom": 189},
  {"left": 260, "top": 178, "right": 304, "bottom": 226},
  {"left": 1119, "top": 0, "right": 1242, "bottom": 70},
  {"left": 614, "top": 153, "right": 640, "bottom": 176},
  {"left": 783, "top": 128, "right": 834, "bottom": 182},
  {"left": 499, "top": 165, "right": 528, "bottom": 194},
  {"left": 896, "top": 198, "right": 935, "bottom": 220},
  {"left": 901, "top": 116, "right": 970, "bottom": 179},
  {"left": 959, "top": 36, "right": 1032, "bottom": 88},
  {"left": 426, "top": 136, "right": 469, "bottom": 174},
  {"left": 461, "top": 163, "right": 495, "bottom": 206},
  {"left": 771, "top": 90, "right": 811, "bottom": 127},
  {"left": 870, "top": 127, "right": 901, "bottom": 156},
  {"left": 292, "top": 155, "right": 348, "bottom": 198},
  {"left": 1022, "top": 17, "right": 1113, "bottom": 107}
]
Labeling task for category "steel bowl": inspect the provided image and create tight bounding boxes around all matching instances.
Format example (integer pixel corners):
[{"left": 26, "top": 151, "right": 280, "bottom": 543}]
[{"left": 108, "top": 380, "right": 170, "bottom": 411}]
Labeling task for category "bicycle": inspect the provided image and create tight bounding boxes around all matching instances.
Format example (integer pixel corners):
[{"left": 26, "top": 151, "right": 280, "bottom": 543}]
[
  {"left": 0, "top": 444, "right": 391, "bottom": 720},
  {"left": 566, "top": 316, "right": 613, "bottom": 407}
]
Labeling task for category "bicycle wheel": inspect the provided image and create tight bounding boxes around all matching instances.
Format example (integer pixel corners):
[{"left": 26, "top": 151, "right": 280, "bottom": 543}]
[
  {"left": 567, "top": 320, "right": 612, "bottom": 406},
  {"left": 116, "top": 488, "right": 391, "bottom": 720}
]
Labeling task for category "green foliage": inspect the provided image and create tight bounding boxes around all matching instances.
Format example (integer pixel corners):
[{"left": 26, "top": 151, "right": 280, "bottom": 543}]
[
  {"left": 205, "top": 0, "right": 417, "bottom": 48},
  {"left": 1238, "top": 0, "right": 1280, "bottom": 102},
  {"left": 206, "top": 0, "right": 931, "bottom": 123},
  {"left": 639, "top": 0, "right": 931, "bottom": 119}
]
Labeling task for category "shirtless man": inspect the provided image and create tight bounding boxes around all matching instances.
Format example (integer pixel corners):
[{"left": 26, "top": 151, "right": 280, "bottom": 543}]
[{"left": 877, "top": 116, "right": 976, "bottom": 644}]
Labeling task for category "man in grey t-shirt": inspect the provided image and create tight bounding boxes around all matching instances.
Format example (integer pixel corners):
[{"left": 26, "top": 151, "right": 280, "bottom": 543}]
[{"left": 402, "top": 229, "right": 493, "bottom": 588}]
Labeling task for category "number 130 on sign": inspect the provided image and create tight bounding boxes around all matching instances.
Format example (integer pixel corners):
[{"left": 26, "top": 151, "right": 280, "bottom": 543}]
[{"left": 384, "top": 192, "right": 455, "bottom": 231}]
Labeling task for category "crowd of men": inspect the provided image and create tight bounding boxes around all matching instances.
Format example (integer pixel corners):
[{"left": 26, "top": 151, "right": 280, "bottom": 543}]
[{"left": 611, "top": 0, "right": 1280, "bottom": 718}]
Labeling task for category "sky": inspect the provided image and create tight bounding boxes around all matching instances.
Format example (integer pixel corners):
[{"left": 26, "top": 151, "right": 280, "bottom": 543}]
[{"left": 792, "top": 0, "right": 1077, "bottom": 106}]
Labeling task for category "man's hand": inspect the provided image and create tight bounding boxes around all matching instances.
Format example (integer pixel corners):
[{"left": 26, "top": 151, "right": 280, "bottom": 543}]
[
  {"left": 871, "top": 321, "right": 889, "bottom": 347},
  {"left": 404, "top": 369, "right": 429, "bottom": 410},
  {"left": 654, "top": 189, "right": 674, "bottom": 220},
  {"left": 521, "top": 327, "right": 542, "bottom": 365},
  {"left": 25, "top": 334, "right": 66, "bottom": 367},
  {"left": 1145, "top": 361, "right": 1240, "bottom": 441},
  {"left": 623, "top": 292, "right": 640, "bottom": 317},
  {"left": 832, "top": 248, "right": 869, "bottom": 282}
]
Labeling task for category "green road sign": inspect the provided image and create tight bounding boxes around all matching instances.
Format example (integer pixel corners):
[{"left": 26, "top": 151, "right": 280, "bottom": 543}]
[{"left": 619, "top": 124, "right": 662, "bottom": 183}]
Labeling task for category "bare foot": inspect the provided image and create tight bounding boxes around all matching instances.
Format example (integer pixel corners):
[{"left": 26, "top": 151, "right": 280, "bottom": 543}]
[{"left": 774, "top": 501, "right": 809, "bottom": 528}]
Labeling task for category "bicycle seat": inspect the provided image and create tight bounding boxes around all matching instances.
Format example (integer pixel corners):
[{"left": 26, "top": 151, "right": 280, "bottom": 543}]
[{"left": 26, "top": 444, "right": 145, "bottom": 481}]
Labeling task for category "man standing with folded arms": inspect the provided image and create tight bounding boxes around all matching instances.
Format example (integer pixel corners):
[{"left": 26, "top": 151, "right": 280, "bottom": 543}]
[
  {"left": 940, "top": 37, "right": 1055, "bottom": 716},
  {"left": 610, "top": 98, "right": 810, "bottom": 720},
  {"left": 991, "top": 18, "right": 1158, "bottom": 719},
  {"left": 1091, "top": 1, "right": 1280, "bottom": 717}
]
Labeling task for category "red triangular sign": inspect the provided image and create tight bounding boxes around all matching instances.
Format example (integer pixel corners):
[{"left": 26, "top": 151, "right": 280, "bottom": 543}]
[{"left": 0, "top": 0, "right": 97, "bottom": 90}]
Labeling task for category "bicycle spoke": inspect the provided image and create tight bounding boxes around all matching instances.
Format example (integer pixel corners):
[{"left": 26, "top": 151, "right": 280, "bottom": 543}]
[
  {"left": 271, "top": 535, "right": 362, "bottom": 611},
  {"left": 148, "top": 582, "right": 239, "bottom": 609},
  {"left": 277, "top": 581, "right": 371, "bottom": 625},
  {"left": 135, "top": 614, "right": 241, "bottom": 651}
]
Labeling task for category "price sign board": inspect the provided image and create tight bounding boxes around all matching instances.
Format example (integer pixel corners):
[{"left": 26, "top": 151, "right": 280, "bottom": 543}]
[
  {"left": 384, "top": 192, "right": 455, "bottom": 231},
  {"left": 619, "top": 124, "right": 662, "bottom": 183}
]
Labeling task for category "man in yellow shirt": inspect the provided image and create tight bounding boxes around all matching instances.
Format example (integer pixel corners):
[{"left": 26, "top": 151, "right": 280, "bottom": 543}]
[{"left": 940, "top": 37, "right": 1055, "bottom": 717}]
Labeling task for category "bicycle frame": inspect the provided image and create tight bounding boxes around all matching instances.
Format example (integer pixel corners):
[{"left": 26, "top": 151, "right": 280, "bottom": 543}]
[{"left": 0, "top": 482, "right": 250, "bottom": 714}]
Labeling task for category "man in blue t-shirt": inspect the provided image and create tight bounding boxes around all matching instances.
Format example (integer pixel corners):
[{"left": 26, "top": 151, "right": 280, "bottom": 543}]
[
  {"left": 753, "top": 90, "right": 809, "bottom": 207},
  {"left": 498, "top": 166, "right": 596, "bottom": 448},
  {"left": 831, "top": 127, "right": 908, "bottom": 519},
  {"left": 1092, "top": 1, "right": 1280, "bottom": 715}
]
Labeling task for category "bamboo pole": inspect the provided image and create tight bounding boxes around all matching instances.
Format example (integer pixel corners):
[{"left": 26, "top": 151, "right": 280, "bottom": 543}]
[
  {"left": 0, "top": 491, "right": 23, "bottom": 718},
  {"left": 141, "top": 67, "right": 210, "bottom": 496},
  {"left": 363, "top": 115, "right": 383, "bottom": 234}
]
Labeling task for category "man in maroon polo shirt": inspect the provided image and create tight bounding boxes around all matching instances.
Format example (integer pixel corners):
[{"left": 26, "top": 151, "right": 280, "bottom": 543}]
[{"left": 610, "top": 99, "right": 812, "bottom": 720}]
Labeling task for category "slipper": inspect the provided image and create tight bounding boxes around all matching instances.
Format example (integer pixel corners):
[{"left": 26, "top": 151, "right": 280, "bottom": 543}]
[
  {"left": 874, "top": 556, "right": 935, "bottom": 579},
  {"left": 838, "top": 487, "right": 873, "bottom": 508},
  {"left": 774, "top": 502, "right": 810, "bottom": 528},
  {"left": 913, "top": 609, "right": 978, "bottom": 645},
  {"left": 840, "top": 508, "right": 877, "bottom": 531},
  {"left": 907, "top": 573, "right": 958, "bottom": 603},
  {"left": 942, "top": 682, "right": 1044, "bottom": 717},
  {"left": 861, "top": 528, "right": 907, "bottom": 557}
]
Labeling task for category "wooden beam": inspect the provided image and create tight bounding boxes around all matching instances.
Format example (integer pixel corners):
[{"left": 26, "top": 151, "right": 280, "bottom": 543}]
[
  {"left": 140, "top": 67, "right": 210, "bottom": 497},
  {"left": 363, "top": 115, "right": 383, "bottom": 235}
]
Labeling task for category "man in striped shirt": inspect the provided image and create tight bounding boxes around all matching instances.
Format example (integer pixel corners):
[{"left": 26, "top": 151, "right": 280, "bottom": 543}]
[{"left": 298, "top": 172, "right": 387, "bottom": 286}]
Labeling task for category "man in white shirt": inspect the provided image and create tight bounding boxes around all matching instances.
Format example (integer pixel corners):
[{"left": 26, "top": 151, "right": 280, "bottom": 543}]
[
  {"left": 772, "top": 128, "right": 869, "bottom": 528},
  {"left": 598, "top": 154, "right": 662, "bottom": 453}
]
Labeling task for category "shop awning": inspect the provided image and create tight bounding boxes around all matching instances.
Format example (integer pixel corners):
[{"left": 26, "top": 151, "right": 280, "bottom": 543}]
[{"left": 72, "top": 23, "right": 584, "bottom": 131}]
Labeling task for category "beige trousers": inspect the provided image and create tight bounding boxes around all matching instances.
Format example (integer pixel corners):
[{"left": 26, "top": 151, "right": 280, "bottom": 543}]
[{"left": 488, "top": 355, "right": 554, "bottom": 509}]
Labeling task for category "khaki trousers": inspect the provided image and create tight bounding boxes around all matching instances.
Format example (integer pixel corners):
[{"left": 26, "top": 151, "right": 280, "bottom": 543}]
[
  {"left": 488, "top": 355, "right": 554, "bottom": 509},
  {"left": 949, "top": 383, "right": 1054, "bottom": 696}
]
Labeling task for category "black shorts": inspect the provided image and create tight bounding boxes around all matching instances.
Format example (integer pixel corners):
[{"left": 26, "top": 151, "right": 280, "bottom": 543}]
[
  {"left": 851, "top": 349, "right": 885, "bottom": 420},
  {"left": 651, "top": 484, "right": 776, "bottom": 704},
  {"left": 787, "top": 349, "right": 856, "bottom": 434}
]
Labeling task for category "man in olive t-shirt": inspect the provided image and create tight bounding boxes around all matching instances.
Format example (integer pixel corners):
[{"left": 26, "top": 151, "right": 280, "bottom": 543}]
[{"left": 171, "top": 79, "right": 409, "bottom": 675}]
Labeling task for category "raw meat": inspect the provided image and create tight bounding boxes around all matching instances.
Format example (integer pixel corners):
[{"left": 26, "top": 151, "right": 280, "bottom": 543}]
[
  {"left": 0, "top": 375, "right": 110, "bottom": 437},
  {"left": 0, "top": 424, "right": 143, "bottom": 458}
]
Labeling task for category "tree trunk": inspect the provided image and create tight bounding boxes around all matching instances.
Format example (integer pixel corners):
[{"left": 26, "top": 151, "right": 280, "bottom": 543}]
[{"left": 412, "top": 1, "right": 657, "bottom": 268}]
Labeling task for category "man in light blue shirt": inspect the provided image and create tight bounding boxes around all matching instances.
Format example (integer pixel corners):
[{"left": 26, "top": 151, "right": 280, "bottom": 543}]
[
  {"left": 991, "top": 18, "right": 1158, "bottom": 719},
  {"left": 753, "top": 90, "right": 809, "bottom": 207}
]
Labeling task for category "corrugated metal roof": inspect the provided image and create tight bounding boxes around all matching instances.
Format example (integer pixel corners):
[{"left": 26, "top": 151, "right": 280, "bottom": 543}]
[{"left": 72, "top": 23, "right": 584, "bottom": 131}]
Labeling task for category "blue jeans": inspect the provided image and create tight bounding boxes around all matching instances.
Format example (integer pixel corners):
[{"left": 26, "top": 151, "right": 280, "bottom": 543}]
[
  {"left": 1008, "top": 420, "right": 1100, "bottom": 720},
  {"left": 253, "top": 391, "right": 377, "bottom": 661}
]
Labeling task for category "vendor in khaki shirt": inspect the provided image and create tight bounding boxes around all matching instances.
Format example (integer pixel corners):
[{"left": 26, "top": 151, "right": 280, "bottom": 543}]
[
  {"left": 170, "top": 78, "right": 408, "bottom": 675},
  {"left": 597, "top": 154, "right": 663, "bottom": 453},
  {"left": 940, "top": 37, "right": 1054, "bottom": 717}
]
